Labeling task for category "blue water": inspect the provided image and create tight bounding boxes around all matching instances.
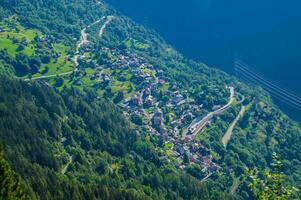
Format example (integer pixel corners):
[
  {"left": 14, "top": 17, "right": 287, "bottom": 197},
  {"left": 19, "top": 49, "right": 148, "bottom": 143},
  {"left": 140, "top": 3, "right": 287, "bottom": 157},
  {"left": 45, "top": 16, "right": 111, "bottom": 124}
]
[{"left": 106, "top": 0, "right": 301, "bottom": 121}]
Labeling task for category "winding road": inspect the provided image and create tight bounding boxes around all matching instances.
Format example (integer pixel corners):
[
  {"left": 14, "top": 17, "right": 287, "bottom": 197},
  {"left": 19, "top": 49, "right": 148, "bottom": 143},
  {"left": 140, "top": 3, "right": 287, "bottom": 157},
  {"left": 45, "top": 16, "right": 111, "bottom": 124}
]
[
  {"left": 25, "top": 16, "right": 113, "bottom": 82},
  {"left": 184, "top": 87, "right": 235, "bottom": 140},
  {"left": 73, "top": 26, "right": 90, "bottom": 67}
]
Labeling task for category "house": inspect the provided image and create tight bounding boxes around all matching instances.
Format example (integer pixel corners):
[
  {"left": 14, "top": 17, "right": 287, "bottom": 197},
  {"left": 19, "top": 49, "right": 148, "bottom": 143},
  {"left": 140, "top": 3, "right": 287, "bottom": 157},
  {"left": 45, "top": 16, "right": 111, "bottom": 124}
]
[
  {"left": 212, "top": 105, "right": 222, "bottom": 111},
  {"left": 74, "top": 80, "right": 82, "bottom": 86},
  {"left": 60, "top": 137, "right": 67, "bottom": 143},
  {"left": 142, "top": 88, "right": 151, "bottom": 98},
  {"left": 156, "top": 70, "right": 164, "bottom": 77},
  {"left": 130, "top": 112, "right": 143, "bottom": 125},
  {"left": 143, "top": 95, "right": 154, "bottom": 108},
  {"left": 90, "top": 74, "right": 96, "bottom": 80},
  {"left": 174, "top": 145, "right": 185, "bottom": 155},
  {"left": 101, "top": 74, "right": 110, "bottom": 82},
  {"left": 170, "top": 121, "right": 178, "bottom": 128},
  {"left": 172, "top": 93, "right": 184, "bottom": 104},
  {"left": 159, "top": 156, "right": 169, "bottom": 161},
  {"left": 171, "top": 84, "right": 178, "bottom": 91},
  {"left": 199, "top": 146, "right": 211, "bottom": 156},
  {"left": 151, "top": 109, "right": 163, "bottom": 129},
  {"left": 95, "top": 66, "right": 103, "bottom": 72},
  {"left": 129, "top": 95, "right": 142, "bottom": 107},
  {"left": 182, "top": 112, "right": 193, "bottom": 123}
]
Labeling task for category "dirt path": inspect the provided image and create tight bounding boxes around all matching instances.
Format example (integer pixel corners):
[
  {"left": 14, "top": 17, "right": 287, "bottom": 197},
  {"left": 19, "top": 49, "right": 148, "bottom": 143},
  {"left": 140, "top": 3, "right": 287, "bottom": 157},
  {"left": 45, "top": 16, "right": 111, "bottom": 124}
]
[
  {"left": 201, "top": 172, "right": 213, "bottom": 182},
  {"left": 99, "top": 16, "right": 114, "bottom": 38},
  {"left": 222, "top": 105, "right": 245, "bottom": 147},
  {"left": 61, "top": 155, "right": 72, "bottom": 175},
  {"left": 73, "top": 16, "right": 111, "bottom": 66},
  {"left": 88, "top": 17, "right": 105, "bottom": 28},
  {"left": 230, "top": 177, "right": 241, "bottom": 195},
  {"left": 73, "top": 26, "right": 89, "bottom": 66}
]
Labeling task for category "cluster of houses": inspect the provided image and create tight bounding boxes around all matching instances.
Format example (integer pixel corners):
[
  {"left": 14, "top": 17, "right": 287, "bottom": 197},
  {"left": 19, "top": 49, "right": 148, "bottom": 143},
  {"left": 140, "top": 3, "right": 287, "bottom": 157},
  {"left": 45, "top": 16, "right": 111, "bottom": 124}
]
[
  {"left": 35, "top": 35, "right": 54, "bottom": 49},
  {"left": 173, "top": 141, "right": 220, "bottom": 174},
  {"left": 101, "top": 48, "right": 221, "bottom": 177},
  {"left": 71, "top": 45, "right": 222, "bottom": 179}
]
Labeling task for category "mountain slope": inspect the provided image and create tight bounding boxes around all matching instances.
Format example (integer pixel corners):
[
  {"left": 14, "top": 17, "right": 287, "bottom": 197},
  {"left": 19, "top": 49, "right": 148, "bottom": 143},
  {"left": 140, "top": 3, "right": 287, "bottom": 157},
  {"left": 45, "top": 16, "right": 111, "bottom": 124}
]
[
  {"left": 0, "top": 0, "right": 301, "bottom": 199},
  {"left": 0, "top": 146, "right": 25, "bottom": 200},
  {"left": 0, "top": 75, "right": 233, "bottom": 199}
]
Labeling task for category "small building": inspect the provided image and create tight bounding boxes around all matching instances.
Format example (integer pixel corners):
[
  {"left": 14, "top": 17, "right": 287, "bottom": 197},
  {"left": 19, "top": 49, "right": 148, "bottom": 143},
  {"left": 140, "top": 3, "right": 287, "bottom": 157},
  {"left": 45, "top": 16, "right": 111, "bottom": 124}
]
[
  {"left": 151, "top": 109, "right": 163, "bottom": 129},
  {"left": 74, "top": 80, "right": 82, "bottom": 86},
  {"left": 129, "top": 95, "right": 142, "bottom": 107},
  {"left": 143, "top": 95, "right": 154, "bottom": 108},
  {"left": 212, "top": 105, "right": 222, "bottom": 111},
  {"left": 172, "top": 93, "right": 184, "bottom": 104}
]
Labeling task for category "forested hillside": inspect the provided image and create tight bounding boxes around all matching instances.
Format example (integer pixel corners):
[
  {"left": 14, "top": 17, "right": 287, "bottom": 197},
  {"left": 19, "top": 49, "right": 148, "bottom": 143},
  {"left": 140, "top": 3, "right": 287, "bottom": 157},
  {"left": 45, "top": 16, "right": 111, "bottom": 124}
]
[
  {"left": 0, "top": 75, "right": 233, "bottom": 199},
  {"left": 0, "top": 0, "right": 301, "bottom": 199},
  {"left": 0, "top": 146, "right": 25, "bottom": 200}
]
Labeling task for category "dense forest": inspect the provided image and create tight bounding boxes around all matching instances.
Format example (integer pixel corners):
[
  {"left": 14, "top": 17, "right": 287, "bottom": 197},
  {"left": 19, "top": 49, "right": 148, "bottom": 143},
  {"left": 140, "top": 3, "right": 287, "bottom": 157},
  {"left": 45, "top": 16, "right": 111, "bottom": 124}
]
[
  {"left": 0, "top": 146, "right": 25, "bottom": 200},
  {"left": 0, "top": 0, "right": 301, "bottom": 199},
  {"left": 0, "top": 75, "right": 234, "bottom": 199}
]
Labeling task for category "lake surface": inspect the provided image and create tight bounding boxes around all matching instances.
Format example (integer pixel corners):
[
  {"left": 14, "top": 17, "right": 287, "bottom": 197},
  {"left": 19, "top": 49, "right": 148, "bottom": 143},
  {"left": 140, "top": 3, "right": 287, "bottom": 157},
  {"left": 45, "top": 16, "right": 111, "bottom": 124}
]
[{"left": 106, "top": 0, "right": 301, "bottom": 121}]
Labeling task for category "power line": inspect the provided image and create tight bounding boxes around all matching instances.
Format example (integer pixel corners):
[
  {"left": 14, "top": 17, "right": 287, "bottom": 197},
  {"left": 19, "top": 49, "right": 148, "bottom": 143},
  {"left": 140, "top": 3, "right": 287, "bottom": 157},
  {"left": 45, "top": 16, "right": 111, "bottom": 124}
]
[
  {"left": 234, "top": 63, "right": 301, "bottom": 105},
  {"left": 236, "top": 72, "right": 301, "bottom": 110},
  {"left": 235, "top": 59, "right": 301, "bottom": 102},
  {"left": 234, "top": 64, "right": 301, "bottom": 110}
]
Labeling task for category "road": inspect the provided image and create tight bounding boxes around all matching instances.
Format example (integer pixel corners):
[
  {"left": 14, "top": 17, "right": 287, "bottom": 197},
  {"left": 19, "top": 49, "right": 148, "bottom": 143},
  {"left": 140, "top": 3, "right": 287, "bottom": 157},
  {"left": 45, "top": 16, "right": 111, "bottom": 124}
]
[
  {"left": 222, "top": 105, "right": 245, "bottom": 147},
  {"left": 25, "top": 21, "right": 89, "bottom": 81},
  {"left": 24, "top": 71, "right": 73, "bottom": 81},
  {"left": 73, "top": 26, "right": 89, "bottom": 67},
  {"left": 73, "top": 16, "right": 112, "bottom": 66},
  {"left": 184, "top": 87, "right": 235, "bottom": 140},
  {"left": 25, "top": 16, "right": 111, "bottom": 81}
]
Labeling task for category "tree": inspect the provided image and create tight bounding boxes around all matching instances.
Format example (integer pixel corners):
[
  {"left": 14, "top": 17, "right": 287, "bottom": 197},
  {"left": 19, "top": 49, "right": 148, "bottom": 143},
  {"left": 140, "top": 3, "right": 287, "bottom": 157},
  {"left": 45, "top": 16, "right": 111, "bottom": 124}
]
[
  {"left": 183, "top": 151, "right": 190, "bottom": 164},
  {"left": 0, "top": 146, "right": 25, "bottom": 200},
  {"left": 55, "top": 77, "right": 64, "bottom": 87},
  {"left": 16, "top": 44, "right": 25, "bottom": 51},
  {"left": 113, "top": 91, "right": 124, "bottom": 104},
  {"left": 41, "top": 66, "right": 49, "bottom": 74},
  {"left": 248, "top": 153, "right": 298, "bottom": 200},
  {"left": 104, "top": 87, "right": 113, "bottom": 98},
  {"left": 40, "top": 54, "right": 51, "bottom": 64},
  {"left": 158, "top": 135, "right": 165, "bottom": 148}
]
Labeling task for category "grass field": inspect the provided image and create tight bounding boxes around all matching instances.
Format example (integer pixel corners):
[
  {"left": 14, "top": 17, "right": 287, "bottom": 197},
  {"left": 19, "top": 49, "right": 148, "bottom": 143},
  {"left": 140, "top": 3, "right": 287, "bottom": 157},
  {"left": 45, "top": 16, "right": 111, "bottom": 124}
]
[
  {"left": 0, "top": 37, "right": 18, "bottom": 56},
  {"left": 125, "top": 38, "right": 150, "bottom": 50},
  {"left": 0, "top": 17, "right": 75, "bottom": 81}
]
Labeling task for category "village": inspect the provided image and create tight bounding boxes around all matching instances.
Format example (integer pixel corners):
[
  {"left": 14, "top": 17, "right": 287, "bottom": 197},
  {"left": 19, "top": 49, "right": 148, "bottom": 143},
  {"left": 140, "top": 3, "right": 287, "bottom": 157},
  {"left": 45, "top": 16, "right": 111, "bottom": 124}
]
[{"left": 71, "top": 41, "right": 224, "bottom": 179}]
